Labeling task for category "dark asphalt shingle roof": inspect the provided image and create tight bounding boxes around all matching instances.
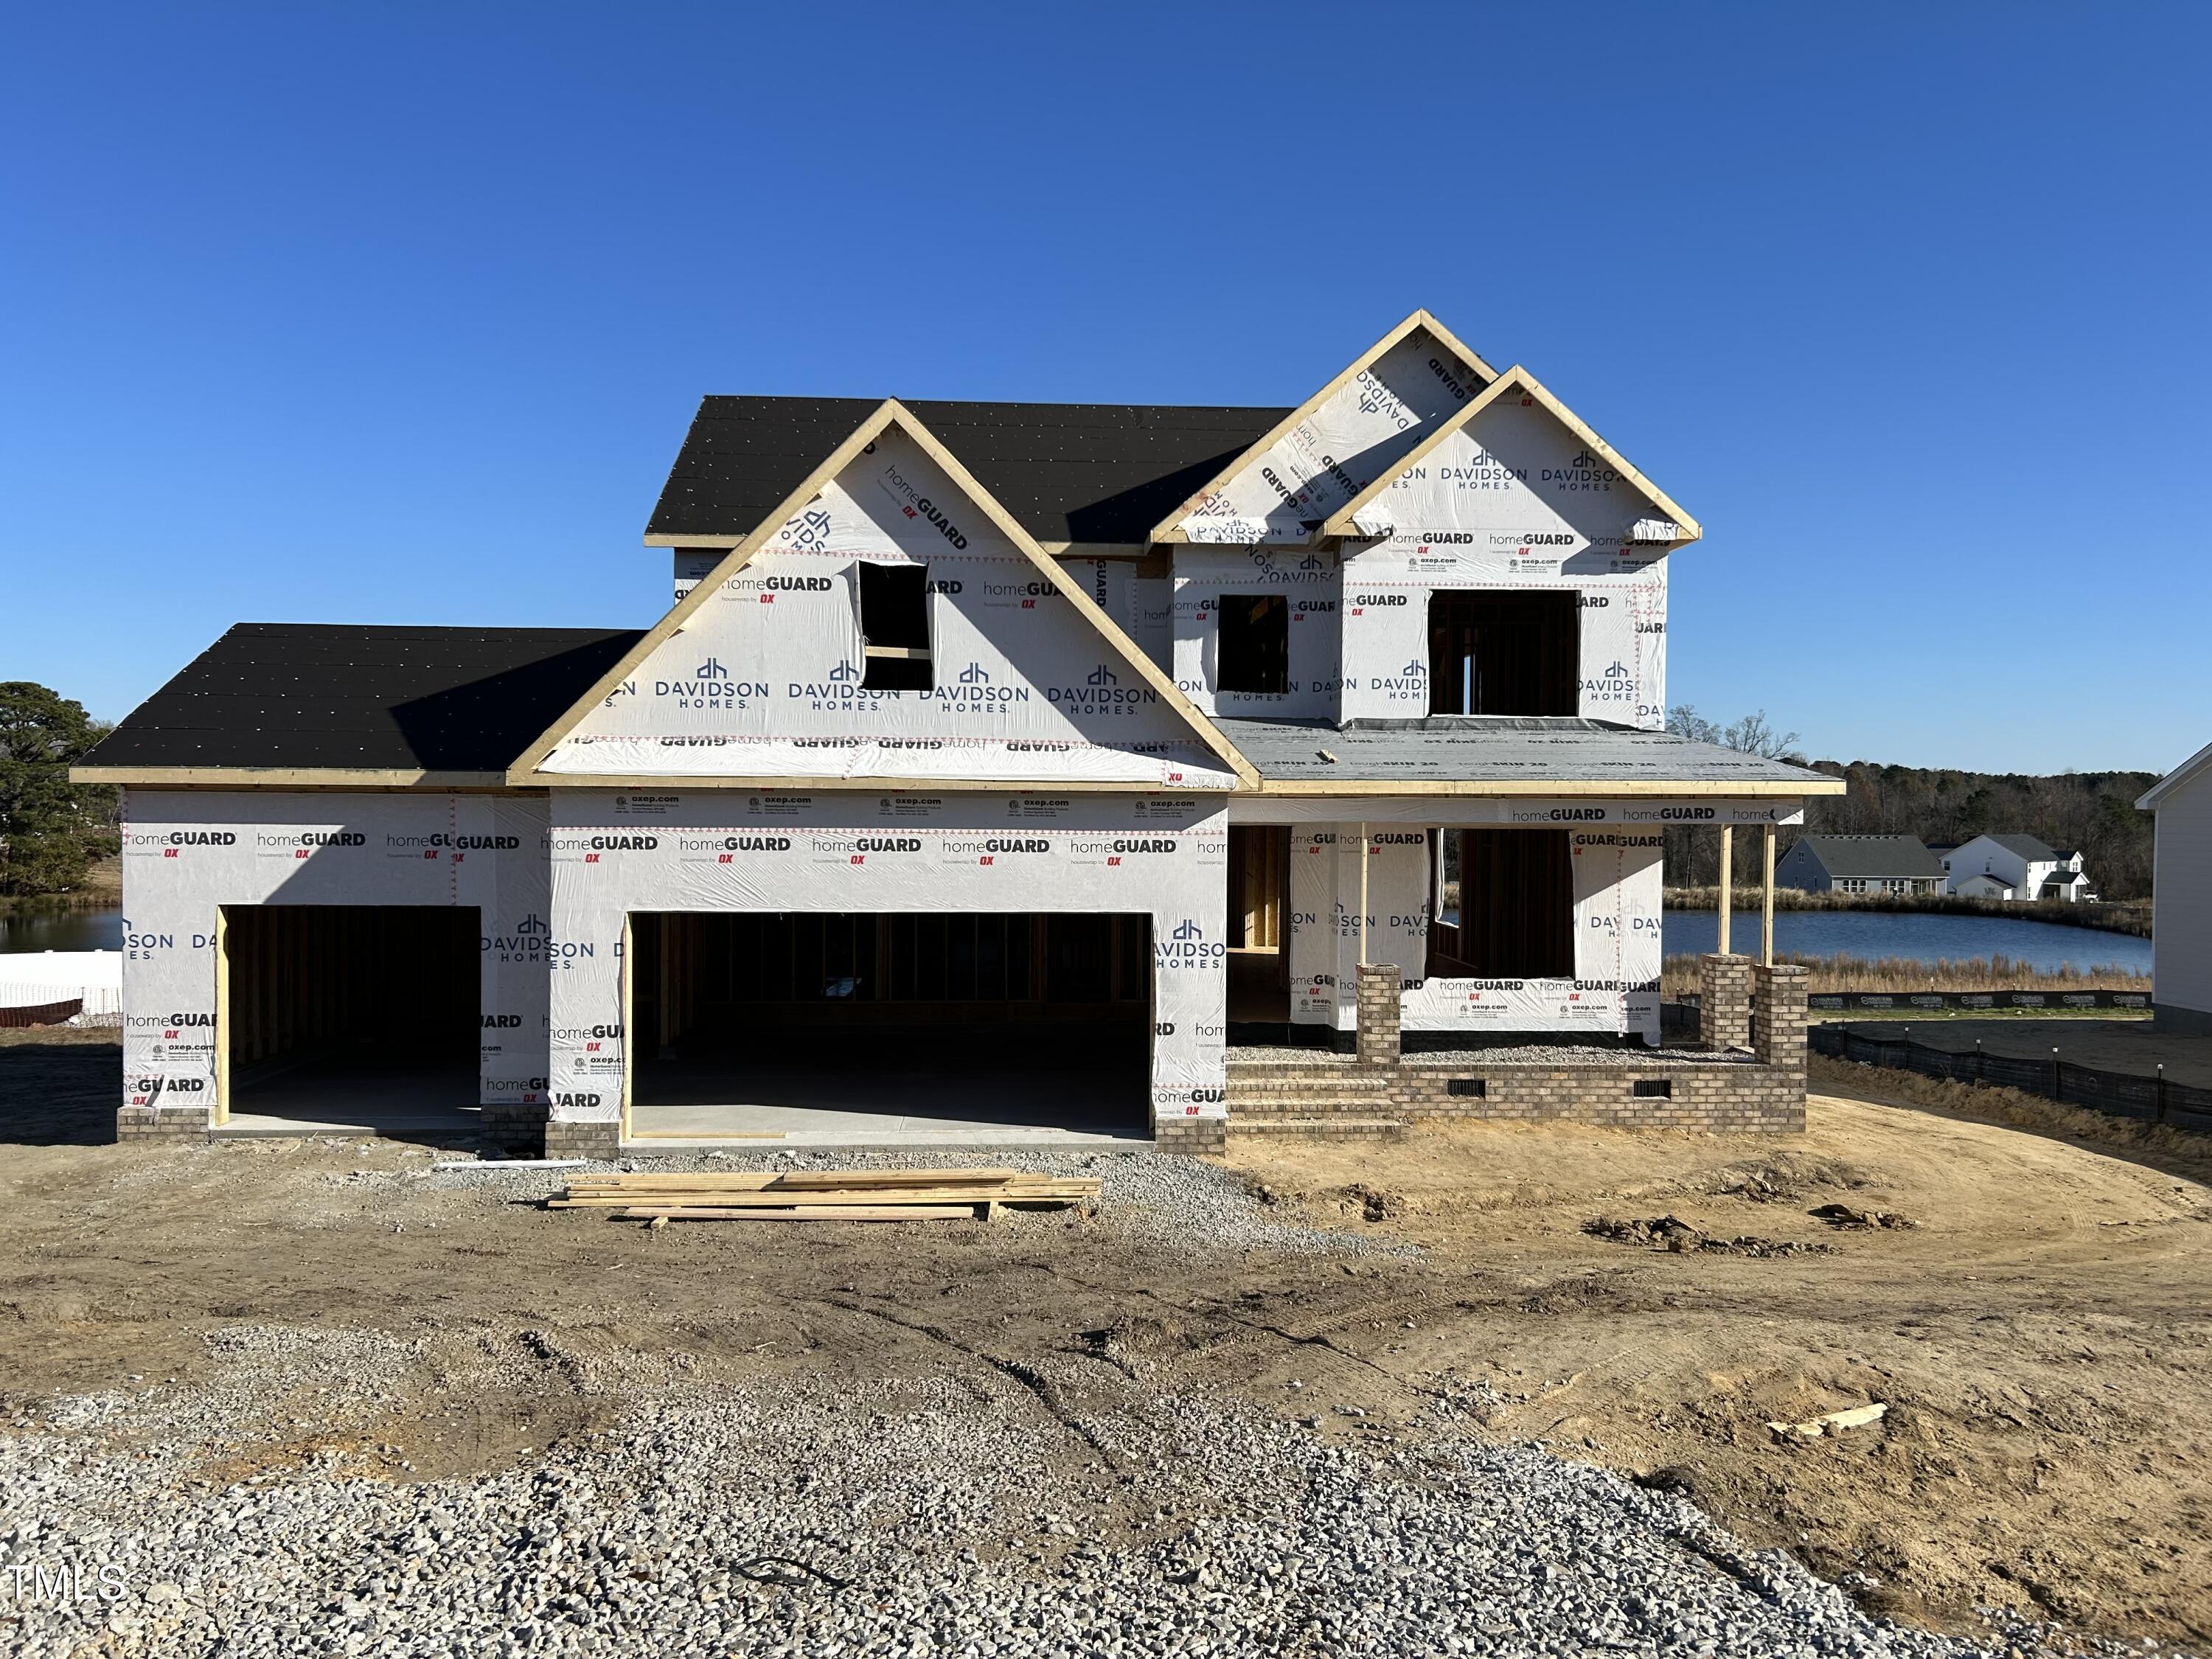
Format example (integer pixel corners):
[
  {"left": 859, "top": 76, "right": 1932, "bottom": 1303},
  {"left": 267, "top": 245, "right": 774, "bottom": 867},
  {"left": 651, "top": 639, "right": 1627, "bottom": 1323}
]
[
  {"left": 83, "top": 624, "right": 643, "bottom": 772},
  {"left": 646, "top": 397, "right": 1289, "bottom": 546},
  {"left": 1982, "top": 832, "right": 2060, "bottom": 861},
  {"left": 1212, "top": 716, "right": 1834, "bottom": 787},
  {"left": 1787, "top": 834, "right": 1947, "bottom": 880}
]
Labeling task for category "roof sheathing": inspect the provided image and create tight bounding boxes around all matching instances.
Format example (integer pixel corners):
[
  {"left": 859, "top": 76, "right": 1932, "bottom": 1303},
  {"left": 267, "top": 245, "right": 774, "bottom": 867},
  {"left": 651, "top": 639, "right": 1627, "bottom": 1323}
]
[{"left": 1211, "top": 716, "right": 1843, "bottom": 796}]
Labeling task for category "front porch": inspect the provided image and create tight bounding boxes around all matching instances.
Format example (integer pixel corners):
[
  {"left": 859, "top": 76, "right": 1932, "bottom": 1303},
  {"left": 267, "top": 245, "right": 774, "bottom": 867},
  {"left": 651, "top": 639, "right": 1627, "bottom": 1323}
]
[{"left": 1224, "top": 956, "right": 1809, "bottom": 1141}]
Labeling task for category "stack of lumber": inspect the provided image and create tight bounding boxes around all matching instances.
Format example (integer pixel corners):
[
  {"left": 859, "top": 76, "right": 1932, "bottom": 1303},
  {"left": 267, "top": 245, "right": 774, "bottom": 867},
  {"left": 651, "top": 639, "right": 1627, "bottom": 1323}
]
[{"left": 547, "top": 1166, "right": 1101, "bottom": 1222}]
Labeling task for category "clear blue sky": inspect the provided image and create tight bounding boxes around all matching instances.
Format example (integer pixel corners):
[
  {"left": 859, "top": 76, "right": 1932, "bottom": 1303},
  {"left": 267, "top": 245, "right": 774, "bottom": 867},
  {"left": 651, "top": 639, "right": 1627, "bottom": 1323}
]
[{"left": 3, "top": 4, "right": 2205, "bottom": 776}]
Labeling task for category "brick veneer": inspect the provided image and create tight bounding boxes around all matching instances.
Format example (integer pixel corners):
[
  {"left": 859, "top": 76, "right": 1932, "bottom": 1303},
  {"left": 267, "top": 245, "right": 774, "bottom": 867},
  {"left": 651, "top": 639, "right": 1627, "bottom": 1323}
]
[
  {"left": 544, "top": 1119, "right": 621, "bottom": 1160},
  {"left": 1355, "top": 963, "right": 1402, "bottom": 1066},
  {"left": 1154, "top": 1116, "right": 1228, "bottom": 1155},
  {"left": 481, "top": 1104, "right": 554, "bottom": 1156},
  {"left": 1222, "top": 947, "right": 1808, "bottom": 1136},
  {"left": 116, "top": 1107, "right": 211, "bottom": 1141},
  {"left": 1753, "top": 961, "right": 1810, "bottom": 1074},
  {"left": 1700, "top": 953, "right": 1752, "bottom": 1051}
]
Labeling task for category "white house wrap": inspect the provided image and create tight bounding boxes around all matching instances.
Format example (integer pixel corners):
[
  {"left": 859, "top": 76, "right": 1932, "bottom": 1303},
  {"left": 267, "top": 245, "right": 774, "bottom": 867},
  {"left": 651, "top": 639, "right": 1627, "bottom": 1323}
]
[{"left": 79, "top": 310, "right": 1840, "bottom": 1151}]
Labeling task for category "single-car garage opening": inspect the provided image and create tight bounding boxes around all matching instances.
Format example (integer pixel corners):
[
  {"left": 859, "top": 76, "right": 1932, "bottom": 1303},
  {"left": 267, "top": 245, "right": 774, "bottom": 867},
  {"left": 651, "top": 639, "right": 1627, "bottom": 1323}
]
[
  {"left": 219, "top": 905, "right": 480, "bottom": 1134},
  {"left": 628, "top": 911, "right": 1152, "bottom": 1143}
]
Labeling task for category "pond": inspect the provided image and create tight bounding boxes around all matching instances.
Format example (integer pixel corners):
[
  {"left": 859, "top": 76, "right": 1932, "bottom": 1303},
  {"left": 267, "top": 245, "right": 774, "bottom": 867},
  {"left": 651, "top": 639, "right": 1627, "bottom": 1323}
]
[
  {"left": 0, "top": 908, "right": 125, "bottom": 954},
  {"left": 1661, "top": 908, "right": 2152, "bottom": 975}
]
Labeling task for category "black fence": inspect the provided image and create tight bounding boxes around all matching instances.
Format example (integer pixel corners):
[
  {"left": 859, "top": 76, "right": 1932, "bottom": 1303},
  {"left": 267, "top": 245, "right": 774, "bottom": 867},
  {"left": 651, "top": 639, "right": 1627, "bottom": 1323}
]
[
  {"left": 1807, "top": 990, "right": 2151, "bottom": 1014},
  {"left": 1810, "top": 1024, "right": 2212, "bottom": 1132}
]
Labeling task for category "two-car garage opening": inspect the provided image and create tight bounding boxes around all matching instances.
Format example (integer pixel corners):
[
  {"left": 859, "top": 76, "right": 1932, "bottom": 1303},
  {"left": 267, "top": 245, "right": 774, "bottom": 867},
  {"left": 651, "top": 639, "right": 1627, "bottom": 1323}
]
[{"left": 627, "top": 912, "right": 1154, "bottom": 1141}]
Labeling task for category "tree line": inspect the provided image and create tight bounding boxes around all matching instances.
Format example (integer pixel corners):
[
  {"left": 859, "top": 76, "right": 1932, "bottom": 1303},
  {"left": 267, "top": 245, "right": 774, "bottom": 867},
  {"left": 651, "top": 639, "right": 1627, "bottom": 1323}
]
[
  {"left": 0, "top": 683, "right": 117, "bottom": 898},
  {"left": 1661, "top": 706, "right": 2158, "bottom": 900}
]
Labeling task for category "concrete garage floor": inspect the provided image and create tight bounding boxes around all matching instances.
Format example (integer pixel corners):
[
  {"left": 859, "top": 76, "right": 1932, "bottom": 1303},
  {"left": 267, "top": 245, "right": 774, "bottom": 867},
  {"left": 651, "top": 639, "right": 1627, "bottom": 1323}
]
[
  {"left": 217, "top": 1054, "right": 484, "bottom": 1143},
  {"left": 629, "top": 1024, "right": 1154, "bottom": 1149}
]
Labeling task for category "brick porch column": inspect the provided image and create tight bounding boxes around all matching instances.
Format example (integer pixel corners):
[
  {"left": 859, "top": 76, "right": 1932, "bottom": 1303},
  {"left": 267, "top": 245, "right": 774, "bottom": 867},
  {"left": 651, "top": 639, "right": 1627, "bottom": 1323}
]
[
  {"left": 1699, "top": 953, "right": 1752, "bottom": 1051},
  {"left": 1355, "top": 963, "right": 1402, "bottom": 1067},
  {"left": 1752, "top": 961, "right": 1810, "bottom": 1074}
]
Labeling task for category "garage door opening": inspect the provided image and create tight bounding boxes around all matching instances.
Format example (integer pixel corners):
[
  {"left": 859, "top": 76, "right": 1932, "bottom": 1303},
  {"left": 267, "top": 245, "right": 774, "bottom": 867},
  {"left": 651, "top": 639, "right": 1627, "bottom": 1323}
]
[
  {"left": 628, "top": 912, "right": 1153, "bottom": 1144},
  {"left": 218, "top": 905, "right": 480, "bottom": 1135}
]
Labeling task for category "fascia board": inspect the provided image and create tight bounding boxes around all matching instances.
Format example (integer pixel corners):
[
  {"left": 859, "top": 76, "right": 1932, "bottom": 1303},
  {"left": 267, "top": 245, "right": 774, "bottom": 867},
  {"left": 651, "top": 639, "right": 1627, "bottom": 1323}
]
[
  {"left": 1321, "top": 364, "right": 1702, "bottom": 543},
  {"left": 507, "top": 400, "right": 905, "bottom": 785},
  {"left": 2138, "top": 738, "right": 2212, "bottom": 810},
  {"left": 511, "top": 399, "right": 1259, "bottom": 792},
  {"left": 1146, "top": 309, "right": 1498, "bottom": 545}
]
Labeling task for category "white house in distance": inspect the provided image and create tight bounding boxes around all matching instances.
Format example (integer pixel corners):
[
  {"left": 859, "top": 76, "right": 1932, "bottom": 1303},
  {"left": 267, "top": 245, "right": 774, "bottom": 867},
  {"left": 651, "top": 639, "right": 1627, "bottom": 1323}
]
[
  {"left": 1774, "top": 834, "right": 1947, "bottom": 896},
  {"left": 1942, "top": 835, "right": 2093, "bottom": 902},
  {"left": 2138, "top": 745, "right": 2211, "bottom": 1034}
]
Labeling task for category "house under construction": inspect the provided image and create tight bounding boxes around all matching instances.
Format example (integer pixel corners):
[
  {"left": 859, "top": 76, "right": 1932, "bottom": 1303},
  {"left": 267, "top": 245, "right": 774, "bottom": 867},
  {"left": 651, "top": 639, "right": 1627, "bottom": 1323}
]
[{"left": 77, "top": 311, "right": 1839, "bottom": 1153}]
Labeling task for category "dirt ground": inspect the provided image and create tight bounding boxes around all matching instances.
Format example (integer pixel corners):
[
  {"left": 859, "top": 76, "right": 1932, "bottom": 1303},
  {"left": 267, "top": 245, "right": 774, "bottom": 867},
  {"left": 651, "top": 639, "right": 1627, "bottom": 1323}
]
[{"left": 3, "top": 1027, "right": 2209, "bottom": 1652}]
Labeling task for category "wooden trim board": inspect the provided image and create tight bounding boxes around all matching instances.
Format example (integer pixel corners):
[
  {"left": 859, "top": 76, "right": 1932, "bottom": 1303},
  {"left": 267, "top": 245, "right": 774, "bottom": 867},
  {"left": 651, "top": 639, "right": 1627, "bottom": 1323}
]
[
  {"left": 508, "top": 400, "right": 1259, "bottom": 790},
  {"left": 1147, "top": 309, "right": 1499, "bottom": 544},
  {"left": 72, "top": 768, "right": 512, "bottom": 790},
  {"left": 1319, "top": 364, "right": 1703, "bottom": 543}
]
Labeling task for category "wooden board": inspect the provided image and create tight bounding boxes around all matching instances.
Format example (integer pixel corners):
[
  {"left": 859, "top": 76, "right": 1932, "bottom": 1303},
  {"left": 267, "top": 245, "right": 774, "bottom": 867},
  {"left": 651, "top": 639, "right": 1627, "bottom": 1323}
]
[
  {"left": 550, "top": 1183, "right": 1096, "bottom": 1209},
  {"left": 618, "top": 1205, "right": 979, "bottom": 1222},
  {"left": 768, "top": 1167, "right": 1025, "bottom": 1189}
]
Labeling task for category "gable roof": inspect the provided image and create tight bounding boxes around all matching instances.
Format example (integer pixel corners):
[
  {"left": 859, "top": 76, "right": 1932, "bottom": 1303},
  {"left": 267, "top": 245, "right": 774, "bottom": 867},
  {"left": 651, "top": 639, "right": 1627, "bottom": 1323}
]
[
  {"left": 646, "top": 396, "right": 1284, "bottom": 549},
  {"left": 73, "top": 624, "right": 643, "bottom": 785},
  {"left": 1147, "top": 310, "right": 1500, "bottom": 544},
  {"left": 1971, "top": 832, "right": 2060, "bottom": 862},
  {"left": 521, "top": 399, "right": 1259, "bottom": 789},
  {"left": 1318, "top": 364, "right": 1700, "bottom": 543},
  {"left": 1789, "top": 834, "right": 1945, "bottom": 879},
  {"left": 2138, "top": 738, "right": 2212, "bottom": 810}
]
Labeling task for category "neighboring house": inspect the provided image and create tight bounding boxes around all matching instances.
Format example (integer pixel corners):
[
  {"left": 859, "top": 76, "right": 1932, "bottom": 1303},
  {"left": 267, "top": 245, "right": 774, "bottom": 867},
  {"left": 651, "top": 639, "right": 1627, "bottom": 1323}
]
[
  {"left": 1775, "top": 834, "right": 1947, "bottom": 896},
  {"left": 1942, "top": 834, "right": 2093, "bottom": 902},
  {"left": 2138, "top": 745, "right": 2212, "bottom": 1034},
  {"left": 74, "top": 310, "right": 1842, "bottom": 1155}
]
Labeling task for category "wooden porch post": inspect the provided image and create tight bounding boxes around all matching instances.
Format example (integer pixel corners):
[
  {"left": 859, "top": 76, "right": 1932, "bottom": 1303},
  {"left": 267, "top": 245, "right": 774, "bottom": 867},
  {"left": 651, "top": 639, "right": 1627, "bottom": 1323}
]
[
  {"left": 1761, "top": 823, "right": 1778, "bottom": 967},
  {"left": 1356, "top": 822, "right": 1369, "bottom": 965},
  {"left": 1717, "top": 825, "right": 1733, "bottom": 956}
]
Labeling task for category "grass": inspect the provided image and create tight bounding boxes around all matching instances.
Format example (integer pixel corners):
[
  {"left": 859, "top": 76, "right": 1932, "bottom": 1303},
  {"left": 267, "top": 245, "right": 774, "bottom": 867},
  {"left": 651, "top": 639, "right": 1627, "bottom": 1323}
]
[{"left": 1661, "top": 950, "right": 2152, "bottom": 998}]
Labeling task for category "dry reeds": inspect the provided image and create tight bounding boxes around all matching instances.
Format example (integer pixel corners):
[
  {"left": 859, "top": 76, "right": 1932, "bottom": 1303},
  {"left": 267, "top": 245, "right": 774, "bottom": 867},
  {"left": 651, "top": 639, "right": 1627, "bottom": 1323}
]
[{"left": 1661, "top": 952, "right": 2151, "bottom": 998}]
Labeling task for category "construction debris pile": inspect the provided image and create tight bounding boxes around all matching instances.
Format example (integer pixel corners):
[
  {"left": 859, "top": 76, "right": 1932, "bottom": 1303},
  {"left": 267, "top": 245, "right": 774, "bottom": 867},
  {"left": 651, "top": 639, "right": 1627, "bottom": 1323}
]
[{"left": 547, "top": 1167, "right": 1102, "bottom": 1224}]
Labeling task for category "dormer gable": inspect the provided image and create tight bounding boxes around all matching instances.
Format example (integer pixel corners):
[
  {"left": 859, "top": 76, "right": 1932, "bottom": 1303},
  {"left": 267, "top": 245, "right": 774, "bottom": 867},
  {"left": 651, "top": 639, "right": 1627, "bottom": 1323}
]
[
  {"left": 1152, "top": 311, "right": 1498, "bottom": 546},
  {"left": 1321, "top": 366, "right": 1699, "bottom": 562},
  {"left": 513, "top": 402, "right": 1254, "bottom": 790}
]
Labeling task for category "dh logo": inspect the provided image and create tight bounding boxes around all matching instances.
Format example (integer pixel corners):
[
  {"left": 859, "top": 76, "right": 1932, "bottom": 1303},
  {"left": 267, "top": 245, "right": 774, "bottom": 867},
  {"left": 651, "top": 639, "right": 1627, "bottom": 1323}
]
[
  {"left": 828, "top": 660, "right": 858, "bottom": 682},
  {"left": 959, "top": 663, "right": 990, "bottom": 686},
  {"left": 1402, "top": 659, "right": 1425, "bottom": 678},
  {"left": 514, "top": 913, "right": 548, "bottom": 935},
  {"left": 1299, "top": 552, "right": 1324, "bottom": 571},
  {"left": 695, "top": 657, "right": 728, "bottom": 680},
  {"left": 1173, "top": 919, "right": 1203, "bottom": 942},
  {"left": 1605, "top": 660, "right": 1628, "bottom": 678},
  {"left": 1087, "top": 664, "right": 1118, "bottom": 687}
]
